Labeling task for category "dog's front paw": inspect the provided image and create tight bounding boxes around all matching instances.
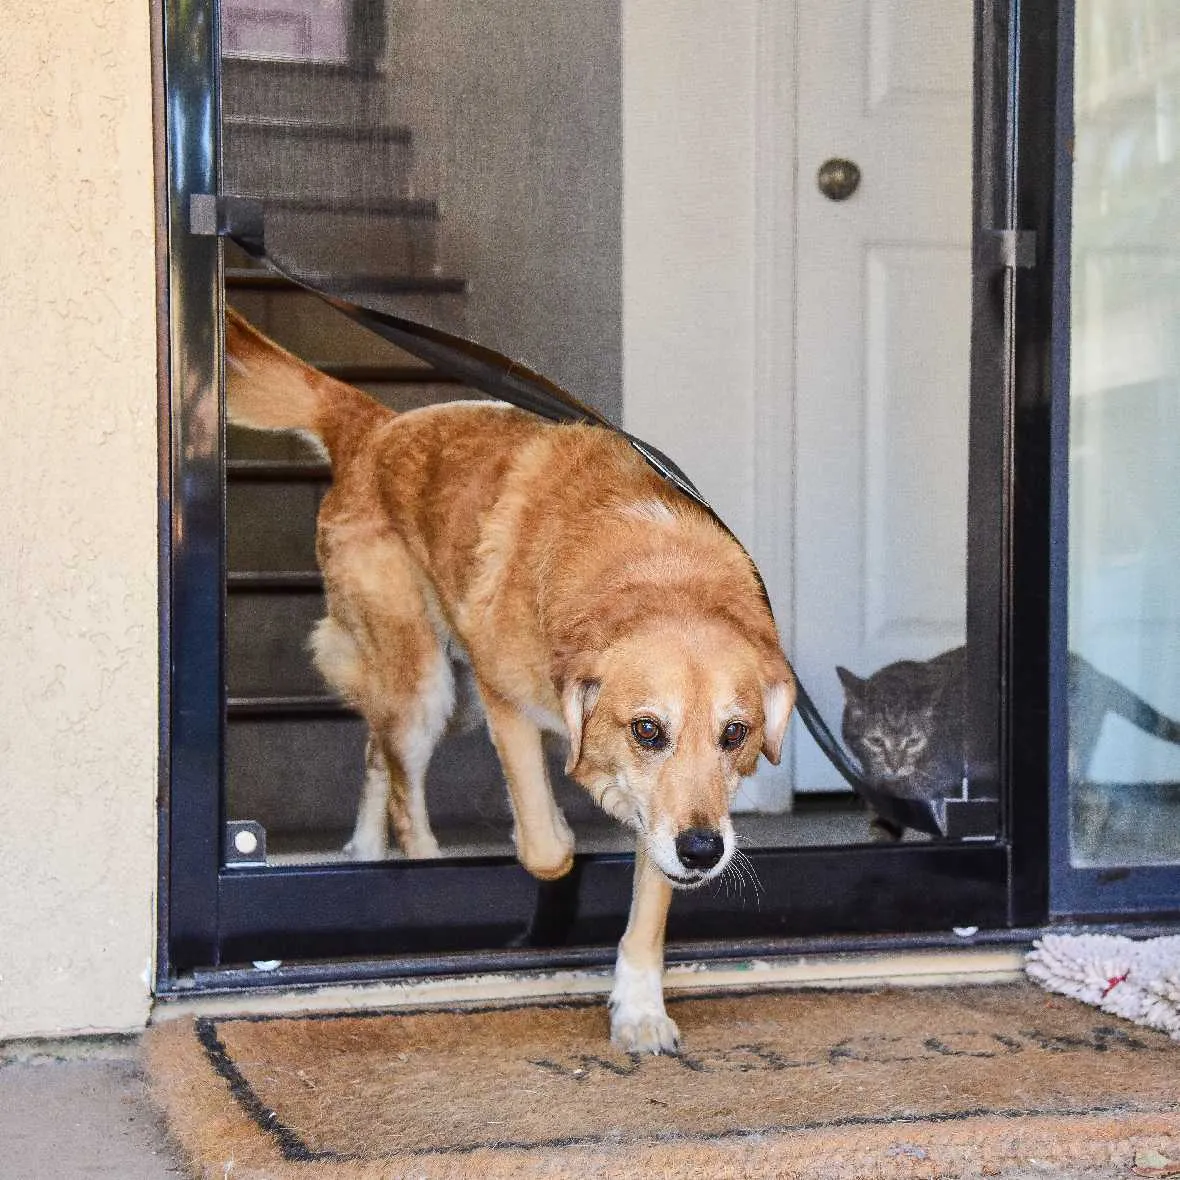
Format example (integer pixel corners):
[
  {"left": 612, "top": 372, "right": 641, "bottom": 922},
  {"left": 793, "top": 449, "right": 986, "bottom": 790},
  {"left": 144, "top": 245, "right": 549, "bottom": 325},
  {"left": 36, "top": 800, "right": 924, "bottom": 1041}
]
[
  {"left": 514, "top": 811, "right": 575, "bottom": 880},
  {"left": 609, "top": 958, "right": 679, "bottom": 1055},
  {"left": 611, "top": 1007, "right": 680, "bottom": 1055}
]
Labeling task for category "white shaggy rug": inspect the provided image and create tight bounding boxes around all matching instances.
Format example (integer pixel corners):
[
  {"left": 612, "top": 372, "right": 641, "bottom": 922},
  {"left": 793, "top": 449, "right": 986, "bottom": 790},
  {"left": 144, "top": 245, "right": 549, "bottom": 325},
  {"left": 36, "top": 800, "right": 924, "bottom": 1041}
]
[{"left": 1027, "top": 933, "right": 1180, "bottom": 1041}]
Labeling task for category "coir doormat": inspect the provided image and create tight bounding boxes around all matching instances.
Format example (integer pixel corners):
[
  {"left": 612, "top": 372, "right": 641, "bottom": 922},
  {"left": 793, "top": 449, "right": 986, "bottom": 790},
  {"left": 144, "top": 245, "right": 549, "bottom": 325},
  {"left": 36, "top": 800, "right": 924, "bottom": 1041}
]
[{"left": 145, "top": 983, "right": 1180, "bottom": 1179}]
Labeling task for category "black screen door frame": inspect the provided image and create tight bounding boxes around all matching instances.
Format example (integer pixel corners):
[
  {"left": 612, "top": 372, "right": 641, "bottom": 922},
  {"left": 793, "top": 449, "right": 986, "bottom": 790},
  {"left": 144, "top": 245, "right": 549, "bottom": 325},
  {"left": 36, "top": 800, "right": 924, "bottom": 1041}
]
[
  {"left": 1038, "top": 0, "right": 1180, "bottom": 921},
  {"left": 159, "top": 0, "right": 1063, "bottom": 990}
]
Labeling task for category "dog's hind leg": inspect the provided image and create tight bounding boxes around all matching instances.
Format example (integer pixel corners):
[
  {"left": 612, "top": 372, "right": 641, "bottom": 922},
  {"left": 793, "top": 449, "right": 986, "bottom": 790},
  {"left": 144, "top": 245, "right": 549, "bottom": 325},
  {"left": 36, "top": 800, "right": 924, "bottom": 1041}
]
[
  {"left": 374, "top": 645, "right": 453, "bottom": 859},
  {"left": 312, "top": 556, "right": 450, "bottom": 861},
  {"left": 342, "top": 694, "right": 447, "bottom": 861},
  {"left": 480, "top": 688, "right": 574, "bottom": 880},
  {"left": 343, "top": 737, "right": 394, "bottom": 861},
  {"left": 358, "top": 637, "right": 450, "bottom": 859}
]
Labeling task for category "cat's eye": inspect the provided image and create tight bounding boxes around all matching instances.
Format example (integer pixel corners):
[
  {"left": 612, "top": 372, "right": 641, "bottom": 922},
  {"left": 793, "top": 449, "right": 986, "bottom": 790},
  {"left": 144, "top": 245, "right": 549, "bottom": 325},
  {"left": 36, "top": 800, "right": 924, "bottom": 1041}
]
[
  {"left": 864, "top": 735, "right": 886, "bottom": 749},
  {"left": 632, "top": 717, "right": 667, "bottom": 750},
  {"left": 720, "top": 721, "right": 748, "bottom": 750}
]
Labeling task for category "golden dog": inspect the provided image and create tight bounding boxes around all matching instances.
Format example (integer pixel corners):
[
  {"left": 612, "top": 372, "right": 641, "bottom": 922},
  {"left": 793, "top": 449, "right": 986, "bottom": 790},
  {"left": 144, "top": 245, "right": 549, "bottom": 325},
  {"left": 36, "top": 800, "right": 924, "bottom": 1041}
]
[{"left": 225, "top": 308, "right": 794, "bottom": 1053}]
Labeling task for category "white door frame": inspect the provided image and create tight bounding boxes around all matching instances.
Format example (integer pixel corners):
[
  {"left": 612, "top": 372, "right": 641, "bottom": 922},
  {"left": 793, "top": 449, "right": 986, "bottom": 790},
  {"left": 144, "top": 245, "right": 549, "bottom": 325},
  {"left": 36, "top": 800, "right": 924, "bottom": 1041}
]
[{"left": 622, "top": 0, "right": 798, "bottom": 810}]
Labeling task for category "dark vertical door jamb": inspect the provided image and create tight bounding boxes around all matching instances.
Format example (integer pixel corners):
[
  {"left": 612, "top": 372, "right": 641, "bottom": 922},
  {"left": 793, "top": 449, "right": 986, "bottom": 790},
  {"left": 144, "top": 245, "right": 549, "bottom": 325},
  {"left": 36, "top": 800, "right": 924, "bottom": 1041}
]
[
  {"left": 963, "top": 0, "right": 1014, "bottom": 838},
  {"left": 161, "top": 0, "right": 225, "bottom": 976},
  {"left": 1008, "top": 0, "right": 1067, "bottom": 927}
]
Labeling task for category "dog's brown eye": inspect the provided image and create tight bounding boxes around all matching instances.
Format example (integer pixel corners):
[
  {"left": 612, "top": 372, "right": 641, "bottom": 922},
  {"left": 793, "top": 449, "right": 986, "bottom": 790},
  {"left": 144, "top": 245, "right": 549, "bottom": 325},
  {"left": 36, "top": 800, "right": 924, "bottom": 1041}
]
[
  {"left": 721, "top": 721, "right": 748, "bottom": 750},
  {"left": 632, "top": 717, "right": 667, "bottom": 750}
]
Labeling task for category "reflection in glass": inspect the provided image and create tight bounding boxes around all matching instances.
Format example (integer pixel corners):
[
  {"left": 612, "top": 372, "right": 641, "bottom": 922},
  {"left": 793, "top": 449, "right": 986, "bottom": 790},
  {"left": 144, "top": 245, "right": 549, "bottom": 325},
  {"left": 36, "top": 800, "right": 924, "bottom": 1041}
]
[{"left": 1069, "top": 0, "right": 1180, "bottom": 866}]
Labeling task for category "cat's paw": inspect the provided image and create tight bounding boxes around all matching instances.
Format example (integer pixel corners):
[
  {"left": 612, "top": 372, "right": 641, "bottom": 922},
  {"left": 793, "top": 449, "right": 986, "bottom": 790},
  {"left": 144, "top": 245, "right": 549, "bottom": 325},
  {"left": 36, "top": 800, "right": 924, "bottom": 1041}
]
[{"left": 869, "top": 816, "right": 903, "bottom": 842}]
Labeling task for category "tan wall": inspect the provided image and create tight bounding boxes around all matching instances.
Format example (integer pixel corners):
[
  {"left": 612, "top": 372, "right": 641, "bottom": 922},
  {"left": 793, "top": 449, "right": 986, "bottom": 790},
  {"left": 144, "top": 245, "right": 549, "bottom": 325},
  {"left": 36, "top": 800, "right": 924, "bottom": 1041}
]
[{"left": 0, "top": 0, "right": 159, "bottom": 1038}]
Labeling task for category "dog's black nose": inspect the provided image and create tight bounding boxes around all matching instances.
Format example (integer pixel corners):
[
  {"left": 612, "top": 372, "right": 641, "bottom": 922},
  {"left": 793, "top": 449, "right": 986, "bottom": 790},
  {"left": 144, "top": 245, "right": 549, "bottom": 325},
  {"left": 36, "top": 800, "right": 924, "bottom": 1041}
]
[{"left": 675, "top": 827, "right": 725, "bottom": 871}]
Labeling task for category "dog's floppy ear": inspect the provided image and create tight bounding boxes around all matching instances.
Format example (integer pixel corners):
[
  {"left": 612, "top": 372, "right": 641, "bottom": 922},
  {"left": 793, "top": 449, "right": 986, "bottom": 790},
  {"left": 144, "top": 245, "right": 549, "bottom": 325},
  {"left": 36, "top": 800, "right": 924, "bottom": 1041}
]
[
  {"left": 560, "top": 664, "right": 602, "bottom": 775},
  {"left": 760, "top": 656, "right": 796, "bottom": 766}
]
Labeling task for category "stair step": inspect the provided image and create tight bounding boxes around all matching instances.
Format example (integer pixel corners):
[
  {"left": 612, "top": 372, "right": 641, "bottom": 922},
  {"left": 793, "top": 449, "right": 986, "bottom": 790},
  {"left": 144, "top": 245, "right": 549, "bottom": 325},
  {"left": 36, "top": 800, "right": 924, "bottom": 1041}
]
[
  {"left": 228, "top": 694, "right": 355, "bottom": 719},
  {"left": 221, "top": 55, "right": 391, "bottom": 125},
  {"left": 225, "top": 716, "right": 599, "bottom": 844},
  {"left": 320, "top": 363, "right": 461, "bottom": 385},
  {"left": 222, "top": 293, "right": 421, "bottom": 366},
  {"left": 230, "top": 285, "right": 468, "bottom": 349},
  {"left": 227, "top": 571, "right": 324, "bottom": 592},
  {"left": 226, "top": 269, "right": 467, "bottom": 296},
  {"left": 227, "top": 482, "right": 323, "bottom": 573},
  {"left": 228, "top": 206, "right": 439, "bottom": 277},
  {"left": 222, "top": 115, "right": 416, "bottom": 206},
  {"left": 227, "top": 425, "right": 323, "bottom": 463},
  {"left": 227, "top": 590, "right": 326, "bottom": 696},
  {"left": 221, "top": 53, "right": 375, "bottom": 73},
  {"left": 226, "top": 459, "right": 332, "bottom": 483},
  {"left": 226, "top": 715, "right": 368, "bottom": 837},
  {"left": 262, "top": 195, "right": 438, "bottom": 219},
  {"left": 223, "top": 114, "right": 411, "bottom": 144}
]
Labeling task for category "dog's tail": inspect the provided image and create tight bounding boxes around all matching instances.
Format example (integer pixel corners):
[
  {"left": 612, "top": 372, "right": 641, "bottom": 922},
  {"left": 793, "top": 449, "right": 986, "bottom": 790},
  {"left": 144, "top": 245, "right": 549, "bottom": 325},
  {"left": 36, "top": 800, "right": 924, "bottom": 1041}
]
[{"left": 225, "top": 306, "right": 390, "bottom": 460}]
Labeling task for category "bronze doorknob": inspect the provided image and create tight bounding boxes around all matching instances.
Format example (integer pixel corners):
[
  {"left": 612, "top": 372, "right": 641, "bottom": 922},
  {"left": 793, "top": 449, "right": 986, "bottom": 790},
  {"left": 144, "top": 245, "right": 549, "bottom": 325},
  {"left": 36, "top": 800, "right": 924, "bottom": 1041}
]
[{"left": 817, "top": 158, "right": 861, "bottom": 201}]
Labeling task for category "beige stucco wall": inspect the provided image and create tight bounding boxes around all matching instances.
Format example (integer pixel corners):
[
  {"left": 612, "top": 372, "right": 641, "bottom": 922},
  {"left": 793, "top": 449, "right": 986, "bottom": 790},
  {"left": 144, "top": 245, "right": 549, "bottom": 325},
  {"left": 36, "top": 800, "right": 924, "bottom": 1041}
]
[{"left": 0, "top": 0, "right": 159, "bottom": 1038}]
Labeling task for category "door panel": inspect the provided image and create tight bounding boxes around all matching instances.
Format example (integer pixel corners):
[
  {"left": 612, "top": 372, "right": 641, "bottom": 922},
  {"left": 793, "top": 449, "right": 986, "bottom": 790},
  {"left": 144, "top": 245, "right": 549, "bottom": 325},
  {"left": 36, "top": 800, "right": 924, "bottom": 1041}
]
[
  {"left": 161, "top": 0, "right": 1023, "bottom": 982},
  {"left": 794, "top": 0, "right": 974, "bottom": 791},
  {"left": 864, "top": 244, "right": 971, "bottom": 647}
]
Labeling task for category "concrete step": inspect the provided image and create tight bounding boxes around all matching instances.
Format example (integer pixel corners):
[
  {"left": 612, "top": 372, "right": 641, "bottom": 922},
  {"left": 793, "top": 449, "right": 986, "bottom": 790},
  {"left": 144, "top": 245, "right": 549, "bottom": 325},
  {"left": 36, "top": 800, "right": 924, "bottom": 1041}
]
[{"left": 222, "top": 115, "right": 414, "bottom": 205}]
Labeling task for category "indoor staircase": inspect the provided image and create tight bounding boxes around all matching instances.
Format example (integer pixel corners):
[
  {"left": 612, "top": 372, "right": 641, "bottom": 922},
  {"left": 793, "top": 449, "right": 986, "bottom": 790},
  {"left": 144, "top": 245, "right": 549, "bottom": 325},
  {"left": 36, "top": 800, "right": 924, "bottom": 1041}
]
[{"left": 219, "top": 53, "right": 601, "bottom": 858}]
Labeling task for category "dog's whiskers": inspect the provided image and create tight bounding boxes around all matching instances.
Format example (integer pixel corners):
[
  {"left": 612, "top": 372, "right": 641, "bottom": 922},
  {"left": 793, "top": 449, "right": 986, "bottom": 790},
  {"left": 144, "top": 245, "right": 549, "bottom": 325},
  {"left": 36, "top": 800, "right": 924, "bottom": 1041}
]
[{"left": 720, "top": 848, "right": 762, "bottom": 909}]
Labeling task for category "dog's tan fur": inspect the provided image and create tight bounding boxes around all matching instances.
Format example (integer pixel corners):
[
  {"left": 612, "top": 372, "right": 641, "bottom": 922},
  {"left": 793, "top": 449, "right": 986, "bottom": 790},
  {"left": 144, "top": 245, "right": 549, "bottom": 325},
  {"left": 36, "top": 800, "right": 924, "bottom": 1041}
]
[{"left": 225, "top": 308, "right": 795, "bottom": 1052}]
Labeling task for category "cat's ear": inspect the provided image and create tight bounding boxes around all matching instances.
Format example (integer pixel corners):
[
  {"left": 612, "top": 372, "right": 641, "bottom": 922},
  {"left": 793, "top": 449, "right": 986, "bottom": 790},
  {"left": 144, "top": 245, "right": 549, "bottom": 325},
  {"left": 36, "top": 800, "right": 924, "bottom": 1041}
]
[{"left": 836, "top": 666, "right": 863, "bottom": 697}]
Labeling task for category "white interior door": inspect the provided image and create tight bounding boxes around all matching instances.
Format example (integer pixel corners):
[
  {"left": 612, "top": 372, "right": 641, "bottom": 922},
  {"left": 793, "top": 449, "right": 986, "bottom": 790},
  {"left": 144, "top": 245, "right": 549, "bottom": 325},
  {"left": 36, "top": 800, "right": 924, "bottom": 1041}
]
[{"left": 792, "top": 0, "right": 975, "bottom": 791}]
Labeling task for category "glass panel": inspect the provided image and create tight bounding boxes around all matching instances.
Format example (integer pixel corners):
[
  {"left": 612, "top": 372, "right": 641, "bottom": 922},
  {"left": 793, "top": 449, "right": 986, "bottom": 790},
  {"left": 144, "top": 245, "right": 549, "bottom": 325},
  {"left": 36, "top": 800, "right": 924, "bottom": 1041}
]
[
  {"left": 219, "top": 0, "right": 989, "bottom": 868},
  {"left": 220, "top": 0, "right": 624, "bottom": 867},
  {"left": 1069, "top": 0, "right": 1180, "bottom": 867},
  {"left": 786, "top": 0, "right": 981, "bottom": 843}
]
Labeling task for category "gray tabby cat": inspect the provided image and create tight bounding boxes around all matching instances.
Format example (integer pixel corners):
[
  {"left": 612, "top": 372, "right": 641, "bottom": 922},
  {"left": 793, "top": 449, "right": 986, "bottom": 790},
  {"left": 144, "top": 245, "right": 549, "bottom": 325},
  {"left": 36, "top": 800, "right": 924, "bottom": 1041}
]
[{"left": 836, "top": 646, "right": 1180, "bottom": 842}]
